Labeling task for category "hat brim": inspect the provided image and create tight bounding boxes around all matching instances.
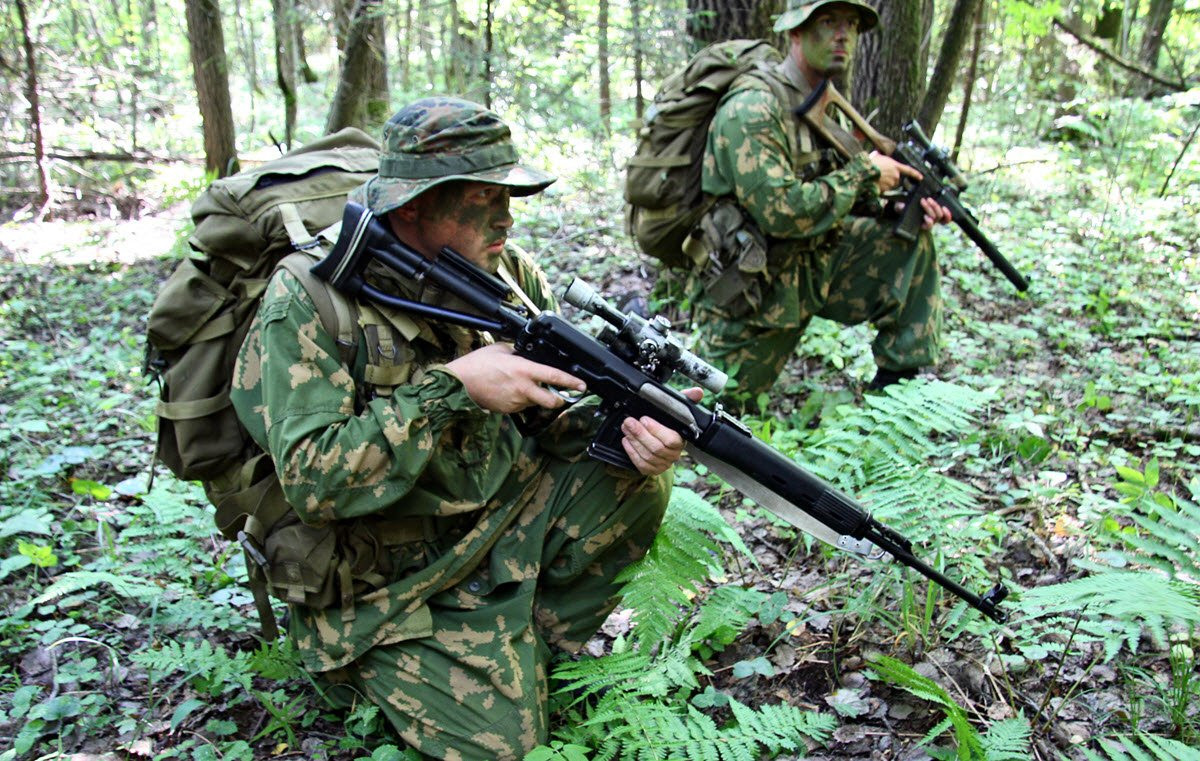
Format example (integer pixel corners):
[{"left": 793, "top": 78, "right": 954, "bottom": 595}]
[
  {"left": 362, "top": 163, "right": 556, "bottom": 216},
  {"left": 773, "top": 0, "right": 879, "bottom": 33}
]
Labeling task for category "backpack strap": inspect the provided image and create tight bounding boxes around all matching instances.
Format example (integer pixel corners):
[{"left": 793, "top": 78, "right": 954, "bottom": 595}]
[
  {"left": 277, "top": 253, "right": 359, "bottom": 369},
  {"left": 278, "top": 201, "right": 322, "bottom": 252},
  {"left": 211, "top": 452, "right": 292, "bottom": 641},
  {"left": 496, "top": 259, "right": 542, "bottom": 315}
]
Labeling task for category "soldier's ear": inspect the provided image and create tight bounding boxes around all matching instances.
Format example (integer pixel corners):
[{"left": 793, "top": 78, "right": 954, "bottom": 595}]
[{"left": 392, "top": 201, "right": 420, "bottom": 223}]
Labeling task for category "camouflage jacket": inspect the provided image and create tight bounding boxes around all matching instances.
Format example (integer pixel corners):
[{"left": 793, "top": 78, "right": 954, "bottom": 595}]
[
  {"left": 231, "top": 237, "right": 604, "bottom": 671},
  {"left": 699, "top": 57, "right": 884, "bottom": 327},
  {"left": 702, "top": 56, "right": 881, "bottom": 244}
]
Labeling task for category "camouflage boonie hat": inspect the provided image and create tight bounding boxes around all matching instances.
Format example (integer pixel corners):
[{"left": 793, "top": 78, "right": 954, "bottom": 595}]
[
  {"left": 772, "top": 0, "right": 879, "bottom": 33},
  {"left": 360, "top": 96, "right": 556, "bottom": 216}
]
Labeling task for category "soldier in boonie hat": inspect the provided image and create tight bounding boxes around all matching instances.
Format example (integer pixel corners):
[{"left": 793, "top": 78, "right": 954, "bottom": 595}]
[
  {"left": 359, "top": 96, "right": 556, "bottom": 217},
  {"left": 772, "top": 0, "right": 879, "bottom": 33}
]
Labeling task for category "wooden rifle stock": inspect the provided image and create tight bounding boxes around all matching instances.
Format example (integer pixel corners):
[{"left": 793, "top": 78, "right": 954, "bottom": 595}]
[{"left": 794, "top": 78, "right": 896, "bottom": 157}]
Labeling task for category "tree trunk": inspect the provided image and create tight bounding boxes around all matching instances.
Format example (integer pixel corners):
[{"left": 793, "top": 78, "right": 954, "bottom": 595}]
[
  {"left": 852, "top": 0, "right": 927, "bottom": 140},
  {"left": 15, "top": 0, "right": 49, "bottom": 210},
  {"left": 916, "top": 0, "right": 982, "bottom": 134},
  {"left": 366, "top": 8, "right": 388, "bottom": 128},
  {"left": 445, "top": 0, "right": 478, "bottom": 97},
  {"left": 184, "top": 0, "right": 239, "bottom": 177},
  {"left": 686, "top": 0, "right": 783, "bottom": 47},
  {"left": 325, "top": 0, "right": 385, "bottom": 133},
  {"left": 631, "top": 0, "right": 645, "bottom": 121},
  {"left": 335, "top": 0, "right": 354, "bottom": 57},
  {"left": 1134, "top": 0, "right": 1174, "bottom": 96},
  {"left": 598, "top": 0, "right": 611, "bottom": 134},
  {"left": 482, "top": 0, "right": 494, "bottom": 107},
  {"left": 143, "top": 0, "right": 162, "bottom": 72},
  {"left": 951, "top": 0, "right": 985, "bottom": 163},
  {"left": 398, "top": 0, "right": 413, "bottom": 91},
  {"left": 295, "top": 2, "right": 318, "bottom": 83},
  {"left": 272, "top": 0, "right": 298, "bottom": 148},
  {"left": 232, "top": 0, "right": 259, "bottom": 135},
  {"left": 421, "top": 0, "right": 437, "bottom": 87}
]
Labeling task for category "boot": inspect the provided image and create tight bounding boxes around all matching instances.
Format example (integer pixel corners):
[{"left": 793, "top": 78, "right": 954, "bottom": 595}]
[{"left": 866, "top": 367, "right": 918, "bottom": 392}]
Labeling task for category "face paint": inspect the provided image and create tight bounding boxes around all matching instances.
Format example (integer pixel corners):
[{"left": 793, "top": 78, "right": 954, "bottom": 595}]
[
  {"left": 796, "top": 7, "right": 859, "bottom": 78},
  {"left": 411, "top": 181, "right": 514, "bottom": 271}
]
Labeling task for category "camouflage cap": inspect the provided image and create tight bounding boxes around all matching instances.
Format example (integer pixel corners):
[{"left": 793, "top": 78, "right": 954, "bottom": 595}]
[
  {"left": 772, "top": 0, "right": 879, "bottom": 33},
  {"left": 359, "top": 97, "right": 556, "bottom": 216}
]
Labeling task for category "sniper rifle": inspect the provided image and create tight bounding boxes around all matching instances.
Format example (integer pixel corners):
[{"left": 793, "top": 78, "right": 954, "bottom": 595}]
[
  {"left": 311, "top": 202, "right": 1010, "bottom": 623},
  {"left": 794, "top": 78, "right": 1030, "bottom": 292}
]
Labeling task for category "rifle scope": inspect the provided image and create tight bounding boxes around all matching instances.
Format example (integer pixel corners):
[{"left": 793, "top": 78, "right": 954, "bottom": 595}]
[
  {"left": 901, "top": 121, "right": 969, "bottom": 192},
  {"left": 563, "top": 279, "right": 728, "bottom": 395}
]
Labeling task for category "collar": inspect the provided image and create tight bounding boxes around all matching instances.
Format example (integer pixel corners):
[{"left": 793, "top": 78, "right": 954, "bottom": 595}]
[{"left": 778, "top": 56, "right": 818, "bottom": 98}]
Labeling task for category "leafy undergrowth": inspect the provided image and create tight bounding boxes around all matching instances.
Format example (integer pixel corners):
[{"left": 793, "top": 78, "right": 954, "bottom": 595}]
[{"left": 2, "top": 92, "right": 1199, "bottom": 760}]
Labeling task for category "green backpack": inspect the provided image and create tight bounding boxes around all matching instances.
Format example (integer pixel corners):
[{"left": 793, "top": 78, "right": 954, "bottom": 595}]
[
  {"left": 624, "top": 39, "right": 785, "bottom": 270},
  {"left": 145, "top": 128, "right": 380, "bottom": 636}
]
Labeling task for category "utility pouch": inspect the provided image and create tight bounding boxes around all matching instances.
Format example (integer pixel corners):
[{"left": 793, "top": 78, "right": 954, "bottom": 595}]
[
  {"left": 147, "top": 259, "right": 248, "bottom": 481},
  {"left": 688, "top": 200, "right": 769, "bottom": 318},
  {"left": 259, "top": 512, "right": 404, "bottom": 622}
]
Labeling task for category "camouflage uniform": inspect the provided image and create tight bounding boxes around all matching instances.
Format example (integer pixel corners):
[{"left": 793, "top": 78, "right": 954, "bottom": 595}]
[
  {"left": 692, "top": 49, "right": 942, "bottom": 400},
  {"left": 231, "top": 98, "right": 672, "bottom": 760}
]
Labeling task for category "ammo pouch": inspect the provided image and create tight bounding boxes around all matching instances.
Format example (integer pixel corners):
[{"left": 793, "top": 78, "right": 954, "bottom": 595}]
[
  {"left": 683, "top": 199, "right": 769, "bottom": 319},
  {"left": 212, "top": 452, "right": 430, "bottom": 638}
]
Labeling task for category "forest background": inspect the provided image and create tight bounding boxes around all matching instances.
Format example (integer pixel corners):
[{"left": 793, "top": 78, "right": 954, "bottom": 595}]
[{"left": 2, "top": 0, "right": 1200, "bottom": 759}]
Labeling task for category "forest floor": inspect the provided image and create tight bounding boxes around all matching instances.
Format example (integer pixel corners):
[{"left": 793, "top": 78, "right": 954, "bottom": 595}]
[{"left": 2, "top": 103, "right": 1199, "bottom": 761}]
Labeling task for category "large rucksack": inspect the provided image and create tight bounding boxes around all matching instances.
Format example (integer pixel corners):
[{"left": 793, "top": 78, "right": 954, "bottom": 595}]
[
  {"left": 624, "top": 39, "right": 785, "bottom": 270},
  {"left": 145, "top": 128, "right": 380, "bottom": 636}
]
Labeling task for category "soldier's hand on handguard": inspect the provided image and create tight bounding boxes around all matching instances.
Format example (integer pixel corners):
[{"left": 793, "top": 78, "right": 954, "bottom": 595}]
[
  {"left": 620, "top": 388, "right": 704, "bottom": 476},
  {"left": 446, "top": 343, "right": 586, "bottom": 414},
  {"left": 870, "top": 151, "right": 954, "bottom": 231},
  {"left": 917, "top": 196, "right": 953, "bottom": 230},
  {"left": 448, "top": 344, "right": 700, "bottom": 477}
]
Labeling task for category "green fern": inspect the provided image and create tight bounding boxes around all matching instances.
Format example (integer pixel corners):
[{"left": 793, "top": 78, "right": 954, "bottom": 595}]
[
  {"left": 551, "top": 637, "right": 833, "bottom": 761},
  {"left": 691, "top": 586, "right": 769, "bottom": 652},
  {"left": 868, "top": 655, "right": 1031, "bottom": 760},
  {"left": 768, "top": 380, "right": 1001, "bottom": 624},
  {"left": 1019, "top": 572, "right": 1200, "bottom": 656},
  {"left": 979, "top": 718, "right": 1033, "bottom": 761},
  {"left": 791, "top": 381, "right": 990, "bottom": 531},
  {"left": 794, "top": 380, "right": 990, "bottom": 485},
  {"left": 574, "top": 693, "right": 833, "bottom": 761},
  {"left": 32, "top": 570, "right": 162, "bottom": 604},
  {"left": 615, "top": 487, "right": 755, "bottom": 648},
  {"left": 1019, "top": 486, "right": 1200, "bottom": 658},
  {"left": 869, "top": 654, "right": 985, "bottom": 759},
  {"left": 1075, "top": 733, "right": 1200, "bottom": 761},
  {"left": 131, "top": 638, "right": 256, "bottom": 695},
  {"left": 1122, "top": 489, "right": 1200, "bottom": 580}
]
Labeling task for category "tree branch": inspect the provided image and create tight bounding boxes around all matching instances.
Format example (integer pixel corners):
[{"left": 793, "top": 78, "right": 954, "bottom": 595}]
[
  {"left": 1052, "top": 17, "right": 1188, "bottom": 92},
  {"left": 0, "top": 150, "right": 199, "bottom": 164}
]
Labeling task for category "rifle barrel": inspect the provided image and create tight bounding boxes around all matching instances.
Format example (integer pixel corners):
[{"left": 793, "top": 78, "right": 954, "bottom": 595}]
[{"left": 942, "top": 192, "right": 1030, "bottom": 292}]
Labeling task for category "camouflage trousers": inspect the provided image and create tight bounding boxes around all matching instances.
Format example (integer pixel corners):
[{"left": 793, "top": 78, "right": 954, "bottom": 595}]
[
  {"left": 322, "top": 457, "right": 672, "bottom": 761},
  {"left": 692, "top": 215, "right": 942, "bottom": 399}
]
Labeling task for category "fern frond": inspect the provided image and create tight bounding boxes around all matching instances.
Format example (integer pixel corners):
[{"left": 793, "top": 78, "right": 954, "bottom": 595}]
[
  {"left": 691, "top": 585, "right": 768, "bottom": 649},
  {"left": 980, "top": 716, "right": 1032, "bottom": 760},
  {"left": 131, "top": 638, "right": 256, "bottom": 694},
  {"left": 727, "top": 697, "right": 837, "bottom": 753},
  {"left": 1019, "top": 571, "right": 1200, "bottom": 652},
  {"left": 552, "top": 649, "right": 655, "bottom": 704},
  {"left": 32, "top": 570, "right": 162, "bottom": 604},
  {"left": 868, "top": 655, "right": 986, "bottom": 758},
  {"left": 1125, "top": 492, "right": 1200, "bottom": 580},
  {"left": 1078, "top": 733, "right": 1200, "bottom": 761},
  {"left": 616, "top": 487, "right": 754, "bottom": 648}
]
